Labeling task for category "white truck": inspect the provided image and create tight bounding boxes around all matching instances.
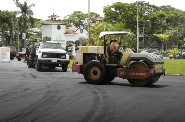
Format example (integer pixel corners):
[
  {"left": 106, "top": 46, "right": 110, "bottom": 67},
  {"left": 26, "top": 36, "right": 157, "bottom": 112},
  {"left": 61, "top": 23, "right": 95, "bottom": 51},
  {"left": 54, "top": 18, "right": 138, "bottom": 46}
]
[{"left": 28, "top": 41, "right": 70, "bottom": 71}]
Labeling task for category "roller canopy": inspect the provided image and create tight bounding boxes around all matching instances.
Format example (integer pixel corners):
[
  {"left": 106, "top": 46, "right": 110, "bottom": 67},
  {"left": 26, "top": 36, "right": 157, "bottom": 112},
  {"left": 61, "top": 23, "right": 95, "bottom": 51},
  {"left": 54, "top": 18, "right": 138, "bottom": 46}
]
[{"left": 99, "top": 31, "right": 131, "bottom": 37}]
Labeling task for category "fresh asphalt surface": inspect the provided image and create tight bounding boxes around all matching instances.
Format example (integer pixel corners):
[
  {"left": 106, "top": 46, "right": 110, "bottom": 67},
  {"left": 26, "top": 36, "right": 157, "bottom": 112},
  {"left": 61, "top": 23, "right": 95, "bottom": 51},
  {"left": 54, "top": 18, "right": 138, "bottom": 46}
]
[{"left": 0, "top": 59, "right": 185, "bottom": 122}]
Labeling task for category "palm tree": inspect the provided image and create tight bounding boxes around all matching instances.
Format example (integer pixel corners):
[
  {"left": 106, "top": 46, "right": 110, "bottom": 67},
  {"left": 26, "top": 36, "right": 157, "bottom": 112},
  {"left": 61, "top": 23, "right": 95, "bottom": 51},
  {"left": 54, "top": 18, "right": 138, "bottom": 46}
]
[
  {"left": 154, "top": 33, "right": 170, "bottom": 53},
  {"left": 15, "top": 0, "right": 35, "bottom": 48}
]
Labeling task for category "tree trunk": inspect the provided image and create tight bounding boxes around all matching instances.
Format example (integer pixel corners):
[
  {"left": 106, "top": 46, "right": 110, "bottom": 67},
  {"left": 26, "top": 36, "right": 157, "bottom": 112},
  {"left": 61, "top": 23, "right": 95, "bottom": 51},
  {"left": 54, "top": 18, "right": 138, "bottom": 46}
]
[
  {"left": 10, "top": 28, "right": 13, "bottom": 44},
  {"left": 166, "top": 43, "right": 167, "bottom": 50},
  {"left": 1, "top": 27, "right": 5, "bottom": 46},
  {"left": 161, "top": 42, "right": 164, "bottom": 55}
]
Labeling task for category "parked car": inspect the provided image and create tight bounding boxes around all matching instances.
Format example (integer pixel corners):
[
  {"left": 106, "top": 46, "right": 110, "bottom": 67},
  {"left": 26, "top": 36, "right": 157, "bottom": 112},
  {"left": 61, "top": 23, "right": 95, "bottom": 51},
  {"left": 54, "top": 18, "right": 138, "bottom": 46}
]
[
  {"left": 1, "top": 46, "right": 17, "bottom": 60},
  {"left": 140, "top": 49, "right": 163, "bottom": 59},
  {"left": 16, "top": 48, "right": 26, "bottom": 61},
  {"left": 168, "top": 53, "right": 179, "bottom": 59},
  {"left": 182, "top": 52, "right": 185, "bottom": 59}
]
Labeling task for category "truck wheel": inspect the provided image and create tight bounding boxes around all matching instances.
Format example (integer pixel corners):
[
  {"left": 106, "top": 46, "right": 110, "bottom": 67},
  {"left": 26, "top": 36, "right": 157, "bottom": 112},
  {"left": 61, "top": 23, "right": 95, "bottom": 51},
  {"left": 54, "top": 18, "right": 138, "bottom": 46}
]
[
  {"left": 10, "top": 55, "right": 14, "bottom": 60},
  {"left": 17, "top": 58, "right": 21, "bottom": 61},
  {"left": 83, "top": 61, "right": 106, "bottom": 85},
  {"left": 28, "top": 60, "right": 33, "bottom": 68},
  {"left": 35, "top": 61, "right": 41, "bottom": 71},
  {"left": 26, "top": 58, "right": 29, "bottom": 65},
  {"left": 62, "top": 64, "right": 68, "bottom": 72}
]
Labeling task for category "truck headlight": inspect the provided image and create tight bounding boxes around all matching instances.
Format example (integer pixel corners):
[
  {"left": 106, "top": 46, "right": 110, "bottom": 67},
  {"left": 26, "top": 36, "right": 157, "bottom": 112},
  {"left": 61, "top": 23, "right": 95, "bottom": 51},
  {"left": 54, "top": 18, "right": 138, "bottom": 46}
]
[
  {"left": 43, "top": 55, "right": 47, "bottom": 57},
  {"left": 61, "top": 56, "right": 65, "bottom": 59}
]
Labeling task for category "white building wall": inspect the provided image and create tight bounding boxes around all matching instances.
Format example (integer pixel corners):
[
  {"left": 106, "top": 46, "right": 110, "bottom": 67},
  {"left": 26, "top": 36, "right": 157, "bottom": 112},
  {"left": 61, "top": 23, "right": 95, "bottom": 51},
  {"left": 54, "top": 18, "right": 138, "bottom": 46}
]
[
  {"left": 42, "top": 25, "right": 52, "bottom": 40},
  {"left": 51, "top": 24, "right": 66, "bottom": 45},
  {"left": 42, "top": 24, "right": 88, "bottom": 45},
  {"left": 65, "top": 29, "right": 88, "bottom": 42}
]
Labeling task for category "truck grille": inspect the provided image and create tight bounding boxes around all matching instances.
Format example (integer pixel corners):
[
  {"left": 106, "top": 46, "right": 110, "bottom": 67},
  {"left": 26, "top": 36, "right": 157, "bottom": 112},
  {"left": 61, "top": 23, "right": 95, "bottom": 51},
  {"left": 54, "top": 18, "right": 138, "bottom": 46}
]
[{"left": 42, "top": 52, "right": 66, "bottom": 59}]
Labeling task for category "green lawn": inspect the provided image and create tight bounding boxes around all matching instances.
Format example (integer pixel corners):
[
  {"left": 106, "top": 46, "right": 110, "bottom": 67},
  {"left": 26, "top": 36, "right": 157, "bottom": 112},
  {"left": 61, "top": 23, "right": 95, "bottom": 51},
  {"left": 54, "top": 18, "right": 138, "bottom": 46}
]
[
  {"left": 68, "top": 59, "right": 75, "bottom": 68},
  {"left": 163, "top": 59, "right": 185, "bottom": 76},
  {"left": 68, "top": 59, "right": 185, "bottom": 76}
]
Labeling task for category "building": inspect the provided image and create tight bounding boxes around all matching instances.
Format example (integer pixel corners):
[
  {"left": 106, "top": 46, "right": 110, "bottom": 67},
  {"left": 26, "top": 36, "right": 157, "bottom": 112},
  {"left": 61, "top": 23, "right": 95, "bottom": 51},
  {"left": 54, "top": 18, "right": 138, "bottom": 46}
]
[{"left": 41, "top": 13, "right": 88, "bottom": 47}]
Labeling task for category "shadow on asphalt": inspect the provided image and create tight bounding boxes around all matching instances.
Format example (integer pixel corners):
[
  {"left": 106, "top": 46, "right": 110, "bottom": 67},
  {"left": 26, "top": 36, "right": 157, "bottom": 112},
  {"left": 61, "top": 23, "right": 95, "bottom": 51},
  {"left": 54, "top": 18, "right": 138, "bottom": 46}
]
[
  {"left": 37, "top": 67, "right": 70, "bottom": 72},
  {"left": 78, "top": 81, "right": 168, "bottom": 88}
]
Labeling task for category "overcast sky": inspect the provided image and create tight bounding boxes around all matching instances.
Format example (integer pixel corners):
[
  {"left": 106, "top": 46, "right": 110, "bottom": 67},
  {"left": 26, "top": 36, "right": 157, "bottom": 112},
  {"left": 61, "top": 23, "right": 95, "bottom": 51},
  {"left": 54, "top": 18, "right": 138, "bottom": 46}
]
[{"left": 1, "top": 0, "right": 184, "bottom": 20}]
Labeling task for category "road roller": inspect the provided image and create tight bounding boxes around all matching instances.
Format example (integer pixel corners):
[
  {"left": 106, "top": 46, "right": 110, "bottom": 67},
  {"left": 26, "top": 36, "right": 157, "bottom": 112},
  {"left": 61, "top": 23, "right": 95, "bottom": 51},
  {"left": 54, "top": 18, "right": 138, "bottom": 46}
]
[{"left": 72, "top": 31, "right": 165, "bottom": 86}]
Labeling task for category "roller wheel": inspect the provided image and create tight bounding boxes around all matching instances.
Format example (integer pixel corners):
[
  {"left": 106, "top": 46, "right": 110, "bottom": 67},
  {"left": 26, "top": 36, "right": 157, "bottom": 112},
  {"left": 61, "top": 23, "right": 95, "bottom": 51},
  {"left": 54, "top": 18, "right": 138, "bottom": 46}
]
[
  {"left": 145, "top": 76, "right": 160, "bottom": 86},
  {"left": 83, "top": 61, "right": 106, "bottom": 85},
  {"left": 128, "top": 62, "right": 149, "bottom": 86}
]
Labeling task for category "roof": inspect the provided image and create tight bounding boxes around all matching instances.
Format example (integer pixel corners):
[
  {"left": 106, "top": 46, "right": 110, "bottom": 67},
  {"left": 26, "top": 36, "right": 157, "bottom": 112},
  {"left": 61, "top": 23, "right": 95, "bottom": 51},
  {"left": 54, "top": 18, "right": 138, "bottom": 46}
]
[{"left": 99, "top": 31, "right": 131, "bottom": 37}]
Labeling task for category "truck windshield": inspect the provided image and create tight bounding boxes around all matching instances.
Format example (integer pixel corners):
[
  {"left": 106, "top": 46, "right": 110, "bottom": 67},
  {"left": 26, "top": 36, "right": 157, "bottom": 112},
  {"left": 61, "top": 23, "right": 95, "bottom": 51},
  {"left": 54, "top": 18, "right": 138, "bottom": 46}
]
[{"left": 41, "top": 42, "right": 63, "bottom": 49}]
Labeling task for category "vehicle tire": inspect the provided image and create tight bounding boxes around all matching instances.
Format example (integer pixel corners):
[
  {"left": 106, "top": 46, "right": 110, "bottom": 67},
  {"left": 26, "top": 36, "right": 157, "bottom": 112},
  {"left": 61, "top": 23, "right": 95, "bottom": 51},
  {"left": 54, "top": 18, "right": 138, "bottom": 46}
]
[
  {"left": 10, "top": 55, "right": 14, "bottom": 60},
  {"left": 62, "top": 64, "right": 68, "bottom": 72},
  {"left": 35, "top": 60, "right": 41, "bottom": 71},
  {"left": 183, "top": 54, "right": 185, "bottom": 59},
  {"left": 28, "top": 59, "right": 33, "bottom": 68},
  {"left": 83, "top": 61, "right": 106, "bottom": 85},
  {"left": 104, "top": 76, "right": 115, "bottom": 83},
  {"left": 26, "top": 58, "right": 29, "bottom": 65},
  {"left": 17, "top": 58, "right": 21, "bottom": 61}
]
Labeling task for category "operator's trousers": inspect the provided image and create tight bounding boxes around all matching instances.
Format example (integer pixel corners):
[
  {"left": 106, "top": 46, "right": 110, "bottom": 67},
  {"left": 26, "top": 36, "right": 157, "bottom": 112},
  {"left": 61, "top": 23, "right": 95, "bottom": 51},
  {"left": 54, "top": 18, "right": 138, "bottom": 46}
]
[{"left": 115, "top": 51, "right": 122, "bottom": 61}]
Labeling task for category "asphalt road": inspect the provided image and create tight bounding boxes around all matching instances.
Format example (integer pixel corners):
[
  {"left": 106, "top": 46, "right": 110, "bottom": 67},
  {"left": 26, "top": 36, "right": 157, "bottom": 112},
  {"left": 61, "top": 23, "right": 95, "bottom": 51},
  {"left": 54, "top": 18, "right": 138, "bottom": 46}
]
[{"left": 0, "top": 60, "right": 185, "bottom": 122}]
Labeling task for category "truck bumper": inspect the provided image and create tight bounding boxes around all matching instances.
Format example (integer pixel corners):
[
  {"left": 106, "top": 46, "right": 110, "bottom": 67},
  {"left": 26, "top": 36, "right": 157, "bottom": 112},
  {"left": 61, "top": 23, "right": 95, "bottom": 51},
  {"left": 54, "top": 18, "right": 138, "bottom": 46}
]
[{"left": 38, "top": 59, "right": 70, "bottom": 64}]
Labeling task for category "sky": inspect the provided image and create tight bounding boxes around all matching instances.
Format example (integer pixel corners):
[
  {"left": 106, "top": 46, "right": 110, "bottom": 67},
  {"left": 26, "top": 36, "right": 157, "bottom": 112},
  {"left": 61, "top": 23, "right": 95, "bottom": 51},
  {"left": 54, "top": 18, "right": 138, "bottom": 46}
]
[{"left": 0, "top": 0, "right": 185, "bottom": 20}]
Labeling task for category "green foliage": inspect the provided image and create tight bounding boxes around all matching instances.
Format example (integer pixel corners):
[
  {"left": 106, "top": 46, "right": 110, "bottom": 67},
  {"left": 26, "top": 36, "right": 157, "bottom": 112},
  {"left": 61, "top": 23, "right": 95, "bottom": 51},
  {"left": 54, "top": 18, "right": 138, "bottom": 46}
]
[
  {"left": 168, "top": 48, "right": 179, "bottom": 55},
  {"left": 63, "top": 11, "right": 100, "bottom": 29},
  {"left": 0, "top": 10, "right": 13, "bottom": 45},
  {"left": 154, "top": 33, "right": 170, "bottom": 43},
  {"left": 68, "top": 59, "right": 75, "bottom": 68},
  {"left": 89, "top": 22, "right": 135, "bottom": 47}
]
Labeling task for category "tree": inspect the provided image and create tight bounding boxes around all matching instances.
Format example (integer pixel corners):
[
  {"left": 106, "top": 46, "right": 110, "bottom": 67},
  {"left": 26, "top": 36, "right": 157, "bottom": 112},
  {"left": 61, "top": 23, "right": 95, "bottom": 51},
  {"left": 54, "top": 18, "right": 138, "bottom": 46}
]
[
  {"left": 27, "top": 18, "right": 42, "bottom": 42},
  {"left": 63, "top": 11, "right": 100, "bottom": 29},
  {"left": 154, "top": 33, "right": 169, "bottom": 52},
  {"left": 0, "top": 10, "right": 12, "bottom": 46},
  {"left": 89, "top": 22, "right": 135, "bottom": 48},
  {"left": 15, "top": 0, "right": 35, "bottom": 48}
]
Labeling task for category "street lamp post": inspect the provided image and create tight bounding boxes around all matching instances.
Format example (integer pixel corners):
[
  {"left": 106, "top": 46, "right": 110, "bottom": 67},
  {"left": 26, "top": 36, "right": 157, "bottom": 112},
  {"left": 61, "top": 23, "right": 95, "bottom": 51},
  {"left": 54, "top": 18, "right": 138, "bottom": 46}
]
[
  {"left": 88, "top": 0, "right": 90, "bottom": 45},
  {"left": 143, "top": 26, "right": 144, "bottom": 48},
  {"left": 136, "top": 2, "right": 139, "bottom": 53},
  {"left": 17, "top": 18, "right": 19, "bottom": 52}
]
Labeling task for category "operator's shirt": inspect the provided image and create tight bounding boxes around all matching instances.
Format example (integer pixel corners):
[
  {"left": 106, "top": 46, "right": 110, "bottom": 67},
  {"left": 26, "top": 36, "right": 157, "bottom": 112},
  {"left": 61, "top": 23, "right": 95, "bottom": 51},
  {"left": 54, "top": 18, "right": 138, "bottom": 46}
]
[{"left": 110, "top": 42, "right": 119, "bottom": 53}]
